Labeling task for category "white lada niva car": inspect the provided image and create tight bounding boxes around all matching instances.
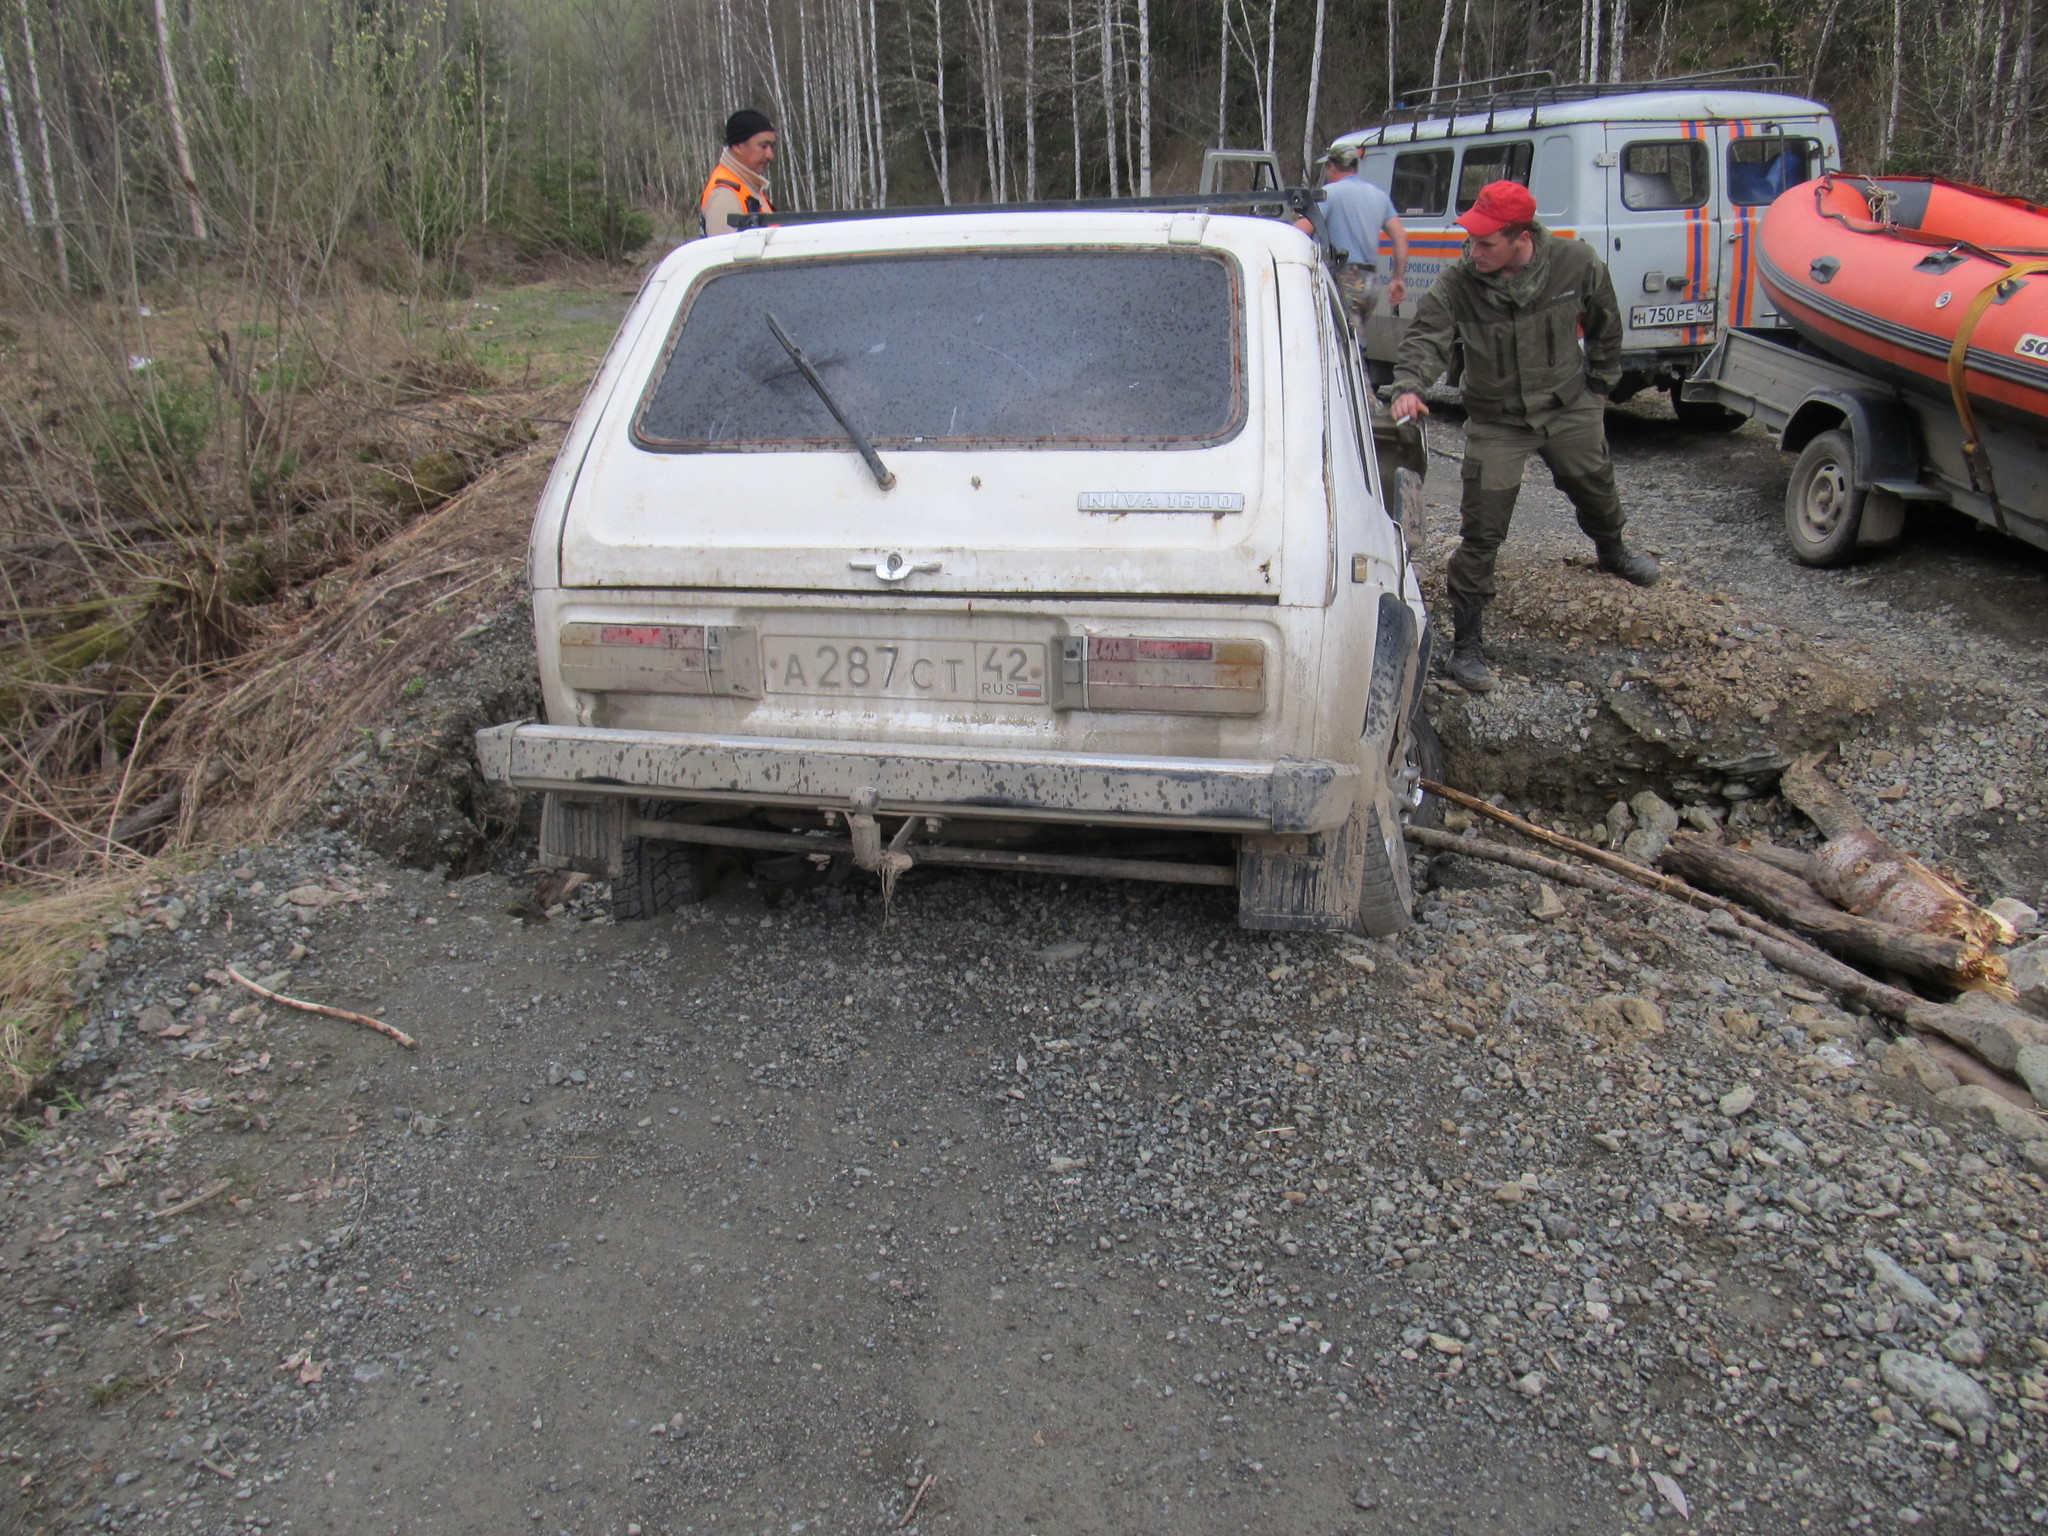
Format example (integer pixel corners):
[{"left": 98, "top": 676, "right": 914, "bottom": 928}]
[{"left": 476, "top": 199, "right": 1437, "bottom": 933}]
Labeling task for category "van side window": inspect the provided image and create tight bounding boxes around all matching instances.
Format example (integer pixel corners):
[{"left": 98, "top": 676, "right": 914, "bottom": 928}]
[
  {"left": 1455, "top": 142, "right": 1534, "bottom": 211},
  {"left": 1390, "top": 150, "right": 1454, "bottom": 219},
  {"left": 1619, "top": 141, "right": 1709, "bottom": 210},
  {"left": 1728, "top": 137, "right": 1821, "bottom": 205}
]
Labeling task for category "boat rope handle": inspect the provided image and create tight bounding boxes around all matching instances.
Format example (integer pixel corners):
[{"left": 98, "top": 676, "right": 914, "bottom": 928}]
[
  {"left": 1945, "top": 256, "right": 2048, "bottom": 537},
  {"left": 1811, "top": 173, "right": 2048, "bottom": 264}
]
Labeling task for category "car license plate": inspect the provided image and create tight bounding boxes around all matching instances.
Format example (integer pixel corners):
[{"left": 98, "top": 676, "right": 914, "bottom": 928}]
[
  {"left": 1630, "top": 300, "right": 1717, "bottom": 328},
  {"left": 762, "top": 637, "right": 1048, "bottom": 703}
]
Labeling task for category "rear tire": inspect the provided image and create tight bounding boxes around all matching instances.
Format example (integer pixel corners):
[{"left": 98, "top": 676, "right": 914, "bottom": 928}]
[
  {"left": 1672, "top": 395, "right": 1746, "bottom": 431},
  {"left": 611, "top": 802, "right": 711, "bottom": 920},
  {"left": 1784, "top": 429, "right": 1866, "bottom": 566}
]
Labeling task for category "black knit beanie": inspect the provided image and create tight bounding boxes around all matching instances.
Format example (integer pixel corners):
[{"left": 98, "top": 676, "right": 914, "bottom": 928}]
[{"left": 723, "top": 109, "right": 776, "bottom": 147}]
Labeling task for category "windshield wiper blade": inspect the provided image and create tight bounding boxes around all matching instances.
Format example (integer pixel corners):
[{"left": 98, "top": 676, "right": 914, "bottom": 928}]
[{"left": 765, "top": 312, "right": 896, "bottom": 491}]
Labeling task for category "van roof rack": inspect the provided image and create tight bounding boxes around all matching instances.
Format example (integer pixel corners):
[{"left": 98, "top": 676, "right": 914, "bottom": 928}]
[{"left": 1380, "top": 62, "right": 1799, "bottom": 125}]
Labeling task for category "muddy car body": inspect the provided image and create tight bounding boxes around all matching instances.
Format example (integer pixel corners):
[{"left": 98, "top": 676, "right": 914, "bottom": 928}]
[{"left": 477, "top": 207, "right": 1434, "bottom": 933}]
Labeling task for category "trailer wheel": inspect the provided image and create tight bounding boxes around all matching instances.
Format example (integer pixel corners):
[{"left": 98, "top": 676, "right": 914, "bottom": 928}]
[{"left": 1784, "top": 429, "right": 1866, "bottom": 566}]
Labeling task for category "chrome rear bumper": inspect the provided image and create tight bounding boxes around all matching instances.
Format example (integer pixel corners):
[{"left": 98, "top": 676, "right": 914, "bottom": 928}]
[{"left": 475, "top": 722, "right": 1357, "bottom": 833}]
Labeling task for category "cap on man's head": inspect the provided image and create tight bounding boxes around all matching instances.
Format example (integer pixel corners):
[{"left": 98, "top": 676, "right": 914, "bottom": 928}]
[
  {"left": 1456, "top": 180, "right": 1537, "bottom": 236},
  {"left": 1325, "top": 144, "right": 1361, "bottom": 170},
  {"left": 723, "top": 109, "right": 776, "bottom": 147}
]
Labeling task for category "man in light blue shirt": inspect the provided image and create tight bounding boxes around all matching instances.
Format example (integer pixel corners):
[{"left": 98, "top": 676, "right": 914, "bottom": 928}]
[{"left": 1319, "top": 145, "right": 1409, "bottom": 330}]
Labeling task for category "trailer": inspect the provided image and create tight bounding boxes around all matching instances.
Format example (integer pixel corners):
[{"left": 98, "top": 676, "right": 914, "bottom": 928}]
[{"left": 1681, "top": 325, "right": 2048, "bottom": 564}]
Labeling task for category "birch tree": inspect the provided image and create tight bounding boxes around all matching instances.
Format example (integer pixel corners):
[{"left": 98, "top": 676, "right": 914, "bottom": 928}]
[
  {"left": 1023, "top": 0, "right": 1036, "bottom": 198},
  {"left": 0, "top": 28, "right": 31, "bottom": 230},
  {"left": 152, "top": 0, "right": 207, "bottom": 240},
  {"left": 1097, "top": 0, "right": 1117, "bottom": 195},
  {"left": 1136, "top": 0, "right": 1149, "bottom": 195},
  {"left": 1427, "top": 0, "right": 1453, "bottom": 99},
  {"left": 1302, "top": 0, "right": 1327, "bottom": 172},
  {"left": 16, "top": 0, "right": 62, "bottom": 283}
]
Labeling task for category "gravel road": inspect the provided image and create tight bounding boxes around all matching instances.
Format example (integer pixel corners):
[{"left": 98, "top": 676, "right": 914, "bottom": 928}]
[{"left": 5, "top": 405, "right": 2048, "bottom": 1536}]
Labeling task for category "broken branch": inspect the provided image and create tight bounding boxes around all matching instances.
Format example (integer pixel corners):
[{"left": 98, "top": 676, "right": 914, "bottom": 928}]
[{"left": 225, "top": 968, "right": 417, "bottom": 1049}]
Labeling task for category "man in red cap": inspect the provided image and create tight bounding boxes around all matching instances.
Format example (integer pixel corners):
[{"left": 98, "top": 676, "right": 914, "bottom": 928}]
[{"left": 1388, "top": 180, "right": 1656, "bottom": 693}]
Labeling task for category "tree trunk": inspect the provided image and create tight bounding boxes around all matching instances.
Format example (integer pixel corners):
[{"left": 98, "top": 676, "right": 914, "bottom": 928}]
[
  {"left": 1385, "top": 0, "right": 1397, "bottom": 110},
  {"left": 1427, "top": 0, "right": 1453, "bottom": 99},
  {"left": 1098, "top": 0, "right": 1117, "bottom": 195},
  {"left": 934, "top": 0, "right": 952, "bottom": 202},
  {"left": 1658, "top": 835, "right": 1983, "bottom": 989},
  {"left": 150, "top": 0, "right": 205, "bottom": 240},
  {"left": 1215, "top": 0, "right": 1229, "bottom": 148},
  {"left": 1136, "top": 0, "right": 1150, "bottom": 195},
  {"left": 1261, "top": 0, "right": 1275, "bottom": 151},
  {"left": 869, "top": 0, "right": 888, "bottom": 204},
  {"left": 1068, "top": 0, "right": 1083, "bottom": 195},
  {"left": 1810, "top": 0, "right": 1844, "bottom": 95},
  {"left": 2002, "top": 0, "right": 2034, "bottom": 180},
  {"left": 0, "top": 28, "right": 32, "bottom": 230},
  {"left": 1881, "top": 0, "right": 1903, "bottom": 168},
  {"left": 1302, "top": 0, "right": 1328, "bottom": 173},
  {"left": 16, "top": 0, "right": 62, "bottom": 284},
  {"left": 1609, "top": 0, "right": 1627, "bottom": 81},
  {"left": 1024, "top": 0, "right": 1037, "bottom": 199}
]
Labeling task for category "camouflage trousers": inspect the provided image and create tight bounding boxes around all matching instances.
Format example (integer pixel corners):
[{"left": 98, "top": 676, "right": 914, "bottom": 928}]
[
  {"left": 1334, "top": 263, "right": 1384, "bottom": 331},
  {"left": 1447, "top": 396, "right": 1626, "bottom": 608}
]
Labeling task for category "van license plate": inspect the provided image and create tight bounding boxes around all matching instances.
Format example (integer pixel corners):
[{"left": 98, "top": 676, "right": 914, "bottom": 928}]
[
  {"left": 762, "top": 638, "right": 1047, "bottom": 704},
  {"left": 1629, "top": 301, "right": 1716, "bottom": 328}
]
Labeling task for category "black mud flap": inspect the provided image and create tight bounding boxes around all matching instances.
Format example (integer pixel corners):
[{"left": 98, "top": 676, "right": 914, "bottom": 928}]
[
  {"left": 539, "top": 793, "right": 625, "bottom": 878},
  {"left": 1235, "top": 817, "right": 1366, "bottom": 932}
]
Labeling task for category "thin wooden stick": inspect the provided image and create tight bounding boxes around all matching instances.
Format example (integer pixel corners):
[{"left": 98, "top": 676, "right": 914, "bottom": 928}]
[
  {"left": 897, "top": 1473, "right": 936, "bottom": 1528},
  {"left": 146, "top": 1178, "right": 232, "bottom": 1222},
  {"left": 225, "top": 967, "right": 417, "bottom": 1049},
  {"left": 1422, "top": 779, "right": 1741, "bottom": 916}
]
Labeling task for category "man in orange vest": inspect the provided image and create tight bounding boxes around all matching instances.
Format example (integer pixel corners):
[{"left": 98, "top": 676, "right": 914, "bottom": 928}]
[{"left": 699, "top": 109, "right": 777, "bottom": 238}]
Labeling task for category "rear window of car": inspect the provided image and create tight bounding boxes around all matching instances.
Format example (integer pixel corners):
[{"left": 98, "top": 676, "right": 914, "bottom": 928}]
[{"left": 633, "top": 250, "right": 1243, "bottom": 451}]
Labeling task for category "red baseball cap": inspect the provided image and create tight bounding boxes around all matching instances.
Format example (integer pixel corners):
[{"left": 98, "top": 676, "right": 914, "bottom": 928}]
[{"left": 1457, "top": 180, "right": 1538, "bottom": 236}]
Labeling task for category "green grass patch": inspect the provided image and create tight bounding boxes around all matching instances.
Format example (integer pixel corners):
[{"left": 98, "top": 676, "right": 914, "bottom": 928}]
[{"left": 460, "top": 279, "right": 636, "bottom": 390}]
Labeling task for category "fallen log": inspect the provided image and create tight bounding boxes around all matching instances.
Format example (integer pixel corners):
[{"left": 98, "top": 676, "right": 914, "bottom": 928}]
[
  {"left": 1406, "top": 825, "right": 2048, "bottom": 1073},
  {"left": 1810, "top": 828, "right": 2014, "bottom": 962},
  {"left": 1779, "top": 751, "right": 1867, "bottom": 839},
  {"left": 1658, "top": 833, "right": 1981, "bottom": 988},
  {"left": 1780, "top": 753, "right": 2014, "bottom": 957}
]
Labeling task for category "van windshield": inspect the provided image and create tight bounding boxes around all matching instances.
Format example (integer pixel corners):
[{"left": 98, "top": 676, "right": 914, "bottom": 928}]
[{"left": 634, "top": 250, "right": 1243, "bottom": 451}]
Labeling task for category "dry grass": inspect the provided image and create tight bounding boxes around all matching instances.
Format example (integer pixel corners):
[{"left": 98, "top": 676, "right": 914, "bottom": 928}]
[{"left": 0, "top": 259, "right": 620, "bottom": 1116}]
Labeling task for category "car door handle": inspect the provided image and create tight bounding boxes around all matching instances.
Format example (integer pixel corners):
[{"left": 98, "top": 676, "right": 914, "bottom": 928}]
[{"left": 850, "top": 552, "right": 942, "bottom": 581}]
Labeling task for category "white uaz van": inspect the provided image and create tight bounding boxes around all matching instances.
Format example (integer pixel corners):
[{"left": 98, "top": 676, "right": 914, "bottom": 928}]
[
  {"left": 475, "top": 206, "right": 1437, "bottom": 934},
  {"left": 1330, "top": 67, "right": 1839, "bottom": 423}
]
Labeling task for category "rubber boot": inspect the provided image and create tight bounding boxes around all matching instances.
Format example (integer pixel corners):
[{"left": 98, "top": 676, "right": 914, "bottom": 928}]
[
  {"left": 1446, "top": 597, "right": 1496, "bottom": 693},
  {"left": 1595, "top": 538, "right": 1661, "bottom": 587}
]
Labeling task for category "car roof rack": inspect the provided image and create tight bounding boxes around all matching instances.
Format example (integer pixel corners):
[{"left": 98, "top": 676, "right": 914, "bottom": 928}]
[
  {"left": 731, "top": 185, "right": 1331, "bottom": 246},
  {"left": 1380, "top": 62, "right": 1798, "bottom": 125}
]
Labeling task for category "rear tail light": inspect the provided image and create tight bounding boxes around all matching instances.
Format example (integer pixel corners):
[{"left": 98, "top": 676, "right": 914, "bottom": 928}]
[
  {"left": 560, "top": 623, "right": 760, "bottom": 697},
  {"left": 1059, "top": 635, "right": 1265, "bottom": 716}
]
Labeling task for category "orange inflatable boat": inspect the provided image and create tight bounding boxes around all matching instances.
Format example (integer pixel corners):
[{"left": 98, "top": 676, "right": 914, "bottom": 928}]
[{"left": 1758, "top": 174, "right": 2048, "bottom": 426}]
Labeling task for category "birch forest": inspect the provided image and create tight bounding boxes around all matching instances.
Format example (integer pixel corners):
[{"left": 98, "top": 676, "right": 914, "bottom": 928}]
[{"left": 0, "top": 0, "right": 2040, "bottom": 294}]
